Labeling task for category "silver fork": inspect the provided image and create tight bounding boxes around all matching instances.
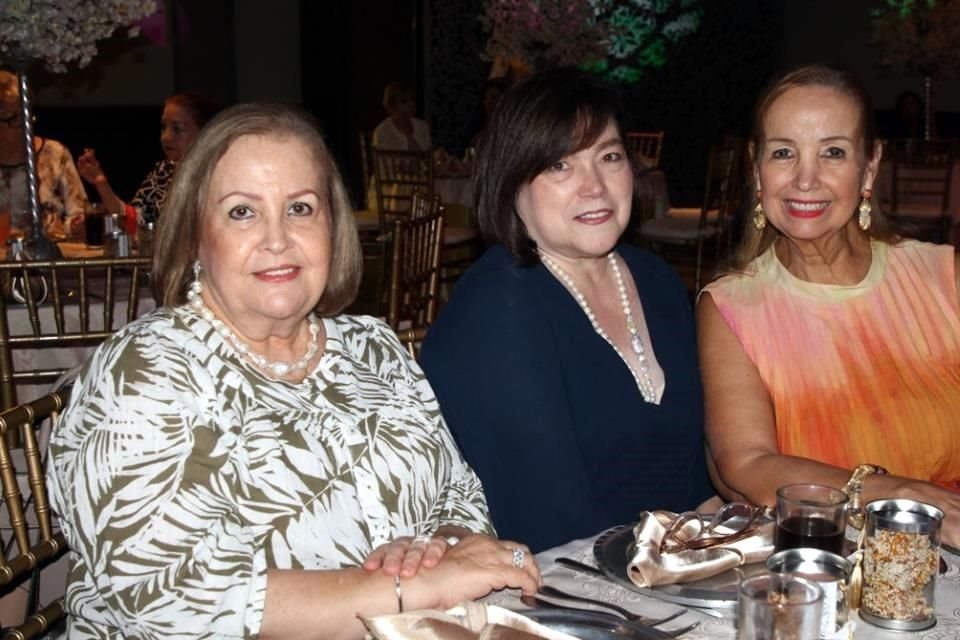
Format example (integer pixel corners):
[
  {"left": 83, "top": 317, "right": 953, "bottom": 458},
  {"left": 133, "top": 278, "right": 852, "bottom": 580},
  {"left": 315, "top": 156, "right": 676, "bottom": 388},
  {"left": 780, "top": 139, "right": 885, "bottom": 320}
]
[
  {"left": 540, "top": 584, "right": 687, "bottom": 626},
  {"left": 522, "top": 594, "right": 702, "bottom": 638}
]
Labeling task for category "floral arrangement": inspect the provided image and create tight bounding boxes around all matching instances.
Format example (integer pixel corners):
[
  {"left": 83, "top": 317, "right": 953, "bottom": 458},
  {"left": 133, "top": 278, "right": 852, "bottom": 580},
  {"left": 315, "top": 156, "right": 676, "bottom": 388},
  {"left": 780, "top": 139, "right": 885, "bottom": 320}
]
[
  {"left": 482, "top": 0, "right": 702, "bottom": 83},
  {"left": 870, "top": 0, "right": 960, "bottom": 77},
  {"left": 0, "top": 0, "right": 158, "bottom": 72}
]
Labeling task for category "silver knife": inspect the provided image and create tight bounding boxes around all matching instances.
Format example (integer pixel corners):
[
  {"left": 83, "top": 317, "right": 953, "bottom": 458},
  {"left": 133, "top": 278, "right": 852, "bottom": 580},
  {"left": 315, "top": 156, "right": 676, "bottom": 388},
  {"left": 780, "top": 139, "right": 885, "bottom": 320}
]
[{"left": 556, "top": 556, "right": 607, "bottom": 577}]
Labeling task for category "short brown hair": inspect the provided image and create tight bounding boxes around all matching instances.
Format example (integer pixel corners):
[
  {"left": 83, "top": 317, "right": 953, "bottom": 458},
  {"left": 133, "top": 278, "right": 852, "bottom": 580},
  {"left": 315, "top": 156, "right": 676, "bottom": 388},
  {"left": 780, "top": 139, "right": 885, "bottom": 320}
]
[
  {"left": 474, "top": 67, "right": 627, "bottom": 265},
  {"left": 153, "top": 102, "right": 362, "bottom": 315},
  {"left": 733, "top": 65, "right": 895, "bottom": 270},
  {"left": 382, "top": 81, "right": 415, "bottom": 111}
]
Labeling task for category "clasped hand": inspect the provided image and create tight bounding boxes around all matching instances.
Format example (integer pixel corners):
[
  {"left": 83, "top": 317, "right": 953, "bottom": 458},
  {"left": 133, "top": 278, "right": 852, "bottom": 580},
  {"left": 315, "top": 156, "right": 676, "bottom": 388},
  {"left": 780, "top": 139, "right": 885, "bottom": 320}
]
[
  {"left": 363, "top": 533, "right": 542, "bottom": 606},
  {"left": 363, "top": 533, "right": 455, "bottom": 578}
]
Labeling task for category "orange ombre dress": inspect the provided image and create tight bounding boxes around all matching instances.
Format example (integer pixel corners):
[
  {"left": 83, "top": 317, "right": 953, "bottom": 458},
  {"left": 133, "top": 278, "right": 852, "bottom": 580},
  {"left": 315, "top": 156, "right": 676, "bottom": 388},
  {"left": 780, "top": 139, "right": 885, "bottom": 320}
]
[{"left": 703, "top": 240, "right": 960, "bottom": 490}]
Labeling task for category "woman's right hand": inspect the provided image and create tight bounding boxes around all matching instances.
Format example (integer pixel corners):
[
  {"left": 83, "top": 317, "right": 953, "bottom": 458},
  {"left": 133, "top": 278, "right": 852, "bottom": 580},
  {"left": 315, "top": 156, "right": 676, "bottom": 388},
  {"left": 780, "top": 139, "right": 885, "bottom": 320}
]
[
  {"left": 77, "top": 148, "right": 106, "bottom": 185},
  {"left": 405, "top": 535, "right": 541, "bottom": 610},
  {"left": 893, "top": 479, "right": 960, "bottom": 547}
]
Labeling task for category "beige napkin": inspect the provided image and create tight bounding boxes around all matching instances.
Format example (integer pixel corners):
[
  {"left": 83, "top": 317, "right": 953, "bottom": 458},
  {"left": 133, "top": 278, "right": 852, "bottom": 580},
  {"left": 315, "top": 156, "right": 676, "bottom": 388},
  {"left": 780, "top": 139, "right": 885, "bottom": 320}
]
[
  {"left": 627, "top": 509, "right": 774, "bottom": 588},
  {"left": 361, "top": 601, "right": 578, "bottom": 640},
  {"left": 57, "top": 242, "right": 105, "bottom": 259}
]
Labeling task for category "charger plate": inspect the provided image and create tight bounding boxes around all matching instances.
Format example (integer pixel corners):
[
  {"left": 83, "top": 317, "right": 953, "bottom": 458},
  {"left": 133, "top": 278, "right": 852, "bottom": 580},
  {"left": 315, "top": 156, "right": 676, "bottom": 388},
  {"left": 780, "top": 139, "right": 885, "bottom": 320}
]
[
  {"left": 521, "top": 609, "right": 672, "bottom": 639},
  {"left": 593, "top": 523, "right": 768, "bottom": 609}
]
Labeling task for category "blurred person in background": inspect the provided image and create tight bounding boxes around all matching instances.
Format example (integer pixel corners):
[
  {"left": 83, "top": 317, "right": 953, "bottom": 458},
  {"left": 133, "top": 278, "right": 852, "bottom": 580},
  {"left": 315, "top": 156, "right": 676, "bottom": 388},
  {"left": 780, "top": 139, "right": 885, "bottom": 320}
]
[
  {"left": 0, "top": 69, "right": 87, "bottom": 240},
  {"left": 78, "top": 92, "right": 219, "bottom": 226}
]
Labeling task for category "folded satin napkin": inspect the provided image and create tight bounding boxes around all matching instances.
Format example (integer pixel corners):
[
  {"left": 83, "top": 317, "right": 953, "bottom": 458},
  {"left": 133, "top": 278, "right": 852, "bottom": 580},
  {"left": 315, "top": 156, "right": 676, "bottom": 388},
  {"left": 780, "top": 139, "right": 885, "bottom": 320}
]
[
  {"left": 627, "top": 505, "right": 774, "bottom": 588},
  {"left": 361, "top": 601, "right": 578, "bottom": 640}
]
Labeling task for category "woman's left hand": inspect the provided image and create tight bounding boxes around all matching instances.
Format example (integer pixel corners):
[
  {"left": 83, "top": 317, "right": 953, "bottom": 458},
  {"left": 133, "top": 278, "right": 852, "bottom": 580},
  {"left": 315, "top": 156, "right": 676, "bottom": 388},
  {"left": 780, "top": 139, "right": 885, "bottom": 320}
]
[{"left": 363, "top": 534, "right": 456, "bottom": 578}]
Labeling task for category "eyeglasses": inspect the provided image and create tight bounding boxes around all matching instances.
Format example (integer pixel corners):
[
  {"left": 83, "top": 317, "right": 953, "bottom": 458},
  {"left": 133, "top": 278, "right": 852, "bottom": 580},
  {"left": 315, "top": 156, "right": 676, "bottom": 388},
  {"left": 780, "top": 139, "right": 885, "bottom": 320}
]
[{"left": 659, "top": 503, "right": 769, "bottom": 554}]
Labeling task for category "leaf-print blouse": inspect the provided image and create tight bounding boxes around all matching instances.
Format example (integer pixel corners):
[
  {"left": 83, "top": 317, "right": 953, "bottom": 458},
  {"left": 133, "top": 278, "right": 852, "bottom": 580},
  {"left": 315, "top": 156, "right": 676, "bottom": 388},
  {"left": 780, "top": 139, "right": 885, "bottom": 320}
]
[{"left": 47, "top": 307, "right": 494, "bottom": 639}]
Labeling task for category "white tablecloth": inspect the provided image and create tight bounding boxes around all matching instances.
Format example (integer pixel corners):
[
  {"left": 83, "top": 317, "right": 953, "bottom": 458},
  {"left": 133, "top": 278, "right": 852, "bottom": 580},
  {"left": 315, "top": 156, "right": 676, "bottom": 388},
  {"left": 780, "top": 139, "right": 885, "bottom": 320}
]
[
  {"left": 486, "top": 532, "right": 960, "bottom": 639},
  {"left": 10, "top": 292, "right": 155, "bottom": 404}
]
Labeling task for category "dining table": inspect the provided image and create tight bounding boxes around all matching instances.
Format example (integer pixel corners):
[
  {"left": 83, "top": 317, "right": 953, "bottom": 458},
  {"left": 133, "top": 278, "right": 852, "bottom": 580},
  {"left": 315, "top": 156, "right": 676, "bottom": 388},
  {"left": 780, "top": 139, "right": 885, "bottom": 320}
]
[{"left": 484, "top": 528, "right": 960, "bottom": 639}]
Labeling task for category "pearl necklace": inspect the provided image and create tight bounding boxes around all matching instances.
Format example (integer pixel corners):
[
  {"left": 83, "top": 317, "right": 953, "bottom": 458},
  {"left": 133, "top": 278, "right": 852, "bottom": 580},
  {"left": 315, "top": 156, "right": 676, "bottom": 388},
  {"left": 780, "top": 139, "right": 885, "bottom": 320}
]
[
  {"left": 187, "top": 285, "right": 321, "bottom": 379},
  {"left": 539, "top": 251, "right": 658, "bottom": 403}
]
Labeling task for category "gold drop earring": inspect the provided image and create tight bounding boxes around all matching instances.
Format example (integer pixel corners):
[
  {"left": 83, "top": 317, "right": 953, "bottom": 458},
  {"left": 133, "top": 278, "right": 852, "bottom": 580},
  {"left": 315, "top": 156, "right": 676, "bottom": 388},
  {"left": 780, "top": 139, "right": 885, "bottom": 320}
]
[
  {"left": 858, "top": 189, "right": 872, "bottom": 231},
  {"left": 753, "top": 191, "right": 766, "bottom": 231}
]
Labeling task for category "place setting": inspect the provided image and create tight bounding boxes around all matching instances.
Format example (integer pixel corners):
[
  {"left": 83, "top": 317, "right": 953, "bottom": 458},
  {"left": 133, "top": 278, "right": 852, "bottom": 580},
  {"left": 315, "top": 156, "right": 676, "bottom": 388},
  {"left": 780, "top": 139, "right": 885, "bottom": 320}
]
[{"left": 498, "top": 479, "right": 957, "bottom": 640}]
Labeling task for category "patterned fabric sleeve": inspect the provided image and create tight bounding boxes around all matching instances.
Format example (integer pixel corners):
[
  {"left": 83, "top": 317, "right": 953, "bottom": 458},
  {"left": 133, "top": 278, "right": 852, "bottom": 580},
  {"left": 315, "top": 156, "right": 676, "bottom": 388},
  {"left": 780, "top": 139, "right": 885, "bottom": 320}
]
[
  {"left": 47, "top": 322, "right": 268, "bottom": 639},
  {"left": 29, "top": 139, "right": 89, "bottom": 238},
  {"left": 130, "top": 160, "right": 175, "bottom": 225},
  {"left": 361, "top": 318, "right": 495, "bottom": 536}
]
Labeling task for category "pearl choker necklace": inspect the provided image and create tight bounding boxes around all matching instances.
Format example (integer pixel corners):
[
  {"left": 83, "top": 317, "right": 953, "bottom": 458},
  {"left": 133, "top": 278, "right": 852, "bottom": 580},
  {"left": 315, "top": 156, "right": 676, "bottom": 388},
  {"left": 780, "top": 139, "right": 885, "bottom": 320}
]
[
  {"left": 539, "top": 251, "right": 658, "bottom": 403},
  {"left": 187, "top": 286, "right": 321, "bottom": 379}
]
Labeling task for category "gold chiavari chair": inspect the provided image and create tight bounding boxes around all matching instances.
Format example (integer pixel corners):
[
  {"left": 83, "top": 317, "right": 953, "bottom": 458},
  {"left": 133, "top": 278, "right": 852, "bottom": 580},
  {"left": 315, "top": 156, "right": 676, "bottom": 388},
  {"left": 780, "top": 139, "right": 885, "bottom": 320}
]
[
  {"left": 626, "top": 131, "right": 665, "bottom": 171},
  {"left": 373, "top": 148, "right": 434, "bottom": 231},
  {"left": 395, "top": 325, "right": 429, "bottom": 360},
  {"left": 386, "top": 203, "right": 445, "bottom": 330},
  {"left": 0, "top": 255, "right": 153, "bottom": 411},
  {"left": 353, "top": 131, "right": 380, "bottom": 237},
  {"left": 0, "top": 389, "right": 70, "bottom": 638},
  {"left": 888, "top": 138, "right": 955, "bottom": 243}
]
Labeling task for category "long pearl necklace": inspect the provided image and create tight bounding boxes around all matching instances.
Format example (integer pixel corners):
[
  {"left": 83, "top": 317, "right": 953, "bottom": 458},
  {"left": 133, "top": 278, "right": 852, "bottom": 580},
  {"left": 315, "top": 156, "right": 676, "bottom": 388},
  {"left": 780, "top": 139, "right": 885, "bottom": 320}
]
[
  {"left": 539, "top": 251, "right": 658, "bottom": 403},
  {"left": 187, "top": 284, "right": 321, "bottom": 379}
]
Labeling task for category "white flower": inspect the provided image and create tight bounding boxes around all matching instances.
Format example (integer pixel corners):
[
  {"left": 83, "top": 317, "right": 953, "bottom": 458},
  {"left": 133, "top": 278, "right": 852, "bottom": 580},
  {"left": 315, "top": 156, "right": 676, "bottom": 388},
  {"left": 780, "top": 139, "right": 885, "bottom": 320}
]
[{"left": 0, "top": 0, "right": 158, "bottom": 72}]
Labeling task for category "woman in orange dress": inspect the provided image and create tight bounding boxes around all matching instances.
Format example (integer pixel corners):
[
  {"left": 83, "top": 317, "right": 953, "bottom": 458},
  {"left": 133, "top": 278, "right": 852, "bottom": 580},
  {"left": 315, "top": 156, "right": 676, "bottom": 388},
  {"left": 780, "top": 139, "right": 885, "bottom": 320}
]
[{"left": 699, "top": 65, "right": 960, "bottom": 544}]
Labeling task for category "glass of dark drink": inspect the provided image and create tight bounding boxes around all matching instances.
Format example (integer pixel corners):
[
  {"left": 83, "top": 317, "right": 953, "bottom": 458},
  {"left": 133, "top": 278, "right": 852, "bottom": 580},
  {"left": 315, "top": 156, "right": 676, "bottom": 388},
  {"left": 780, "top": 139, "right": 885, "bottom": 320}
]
[
  {"left": 774, "top": 484, "right": 848, "bottom": 555},
  {"left": 83, "top": 203, "right": 106, "bottom": 247}
]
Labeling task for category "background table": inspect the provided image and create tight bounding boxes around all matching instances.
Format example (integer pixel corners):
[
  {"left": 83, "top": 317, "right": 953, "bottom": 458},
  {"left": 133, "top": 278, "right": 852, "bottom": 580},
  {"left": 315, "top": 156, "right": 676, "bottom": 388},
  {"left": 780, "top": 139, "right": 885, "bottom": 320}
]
[{"left": 486, "top": 531, "right": 960, "bottom": 639}]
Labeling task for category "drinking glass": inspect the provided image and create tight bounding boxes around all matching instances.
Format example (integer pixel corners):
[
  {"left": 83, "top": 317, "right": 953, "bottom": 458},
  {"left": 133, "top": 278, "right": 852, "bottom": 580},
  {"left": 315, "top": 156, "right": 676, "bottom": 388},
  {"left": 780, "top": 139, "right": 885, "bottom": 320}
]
[
  {"left": 737, "top": 572, "right": 823, "bottom": 640},
  {"left": 84, "top": 203, "right": 106, "bottom": 247},
  {"left": 0, "top": 211, "right": 10, "bottom": 255},
  {"left": 775, "top": 484, "right": 848, "bottom": 555},
  {"left": 767, "top": 548, "right": 853, "bottom": 639}
]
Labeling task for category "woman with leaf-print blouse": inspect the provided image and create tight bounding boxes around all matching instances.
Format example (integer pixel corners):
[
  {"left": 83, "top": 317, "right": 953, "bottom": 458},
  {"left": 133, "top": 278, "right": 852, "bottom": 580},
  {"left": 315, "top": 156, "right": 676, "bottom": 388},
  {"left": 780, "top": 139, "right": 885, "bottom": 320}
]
[{"left": 46, "top": 104, "right": 540, "bottom": 640}]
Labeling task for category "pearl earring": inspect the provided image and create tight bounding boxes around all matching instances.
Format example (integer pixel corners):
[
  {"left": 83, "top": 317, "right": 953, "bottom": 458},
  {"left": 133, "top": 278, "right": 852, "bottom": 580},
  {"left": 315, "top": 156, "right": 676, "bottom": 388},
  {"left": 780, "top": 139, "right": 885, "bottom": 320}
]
[{"left": 191, "top": 260, "right": 203, "bottom": 295}]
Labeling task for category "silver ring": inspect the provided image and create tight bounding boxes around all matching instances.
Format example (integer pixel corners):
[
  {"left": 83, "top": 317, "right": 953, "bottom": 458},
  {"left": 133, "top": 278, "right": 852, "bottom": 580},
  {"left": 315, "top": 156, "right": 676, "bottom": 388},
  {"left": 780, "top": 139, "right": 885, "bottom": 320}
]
[
  {"left": 412, "top": 534, "right": 433, "bottom": 545},
  {"left": 512, "top": 547, "right": 525, "bottom": 568}
]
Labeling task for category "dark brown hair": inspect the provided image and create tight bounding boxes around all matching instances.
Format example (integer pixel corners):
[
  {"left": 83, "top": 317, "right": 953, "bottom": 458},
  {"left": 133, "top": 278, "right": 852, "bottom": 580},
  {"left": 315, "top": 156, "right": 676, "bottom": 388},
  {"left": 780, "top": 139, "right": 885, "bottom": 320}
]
[
  {"left": 474, "top": 67, "right": 627, "bottom": 265},
  {"left": 733, "top": 64, "right": 894, "bottom": 270},
  {"left": 153, "top": 102, "right": 361, "bottom": 314},
  {"left": 382, "top": 81, "right": 415, "bottom": 111},
  {"left": 164, "top": 93, "right": 221, "bottom": 129}
]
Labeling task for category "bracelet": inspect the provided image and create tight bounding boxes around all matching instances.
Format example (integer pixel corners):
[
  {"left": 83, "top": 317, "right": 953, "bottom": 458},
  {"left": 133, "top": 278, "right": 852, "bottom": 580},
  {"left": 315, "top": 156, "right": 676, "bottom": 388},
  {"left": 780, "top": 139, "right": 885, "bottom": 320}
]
[
  {"left": 843, "top": 463, "right": 888, "bottom": 529},
  {"left": 394, "top": 574, "right": 404, "bottom": 613}
]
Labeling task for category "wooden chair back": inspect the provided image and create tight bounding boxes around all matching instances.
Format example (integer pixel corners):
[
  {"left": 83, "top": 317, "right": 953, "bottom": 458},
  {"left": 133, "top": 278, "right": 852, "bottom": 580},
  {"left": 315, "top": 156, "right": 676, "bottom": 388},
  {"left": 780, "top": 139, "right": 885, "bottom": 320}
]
[
  {"left": 386, "top": 204, "right": 445, "bottom": 330},
  {"left": 889, "top": 138, "right": 954, "bottom": 242},
  {"left": 694, "top": 142, "right": 742, "bottom": 292},
  {"left": 626, "top": 131, "right": 665, "bottom": 170},
  {"left": 373, "top": 148, "right": 434, "bottom": 230},
  {"left": 0, "top": 389, "right": 70, "bottom": 638},
  {"left": 0, "top": 256, "right": 153, "bottom": 411},
  {"left": 410, "top": 190, "right": 440, "bottom": 221},
  {"left": 358, "top": 131, "right": 373, "bottom": 210},
  {"left": 396, "top": 326, "right": 428, "bottom": 360}
]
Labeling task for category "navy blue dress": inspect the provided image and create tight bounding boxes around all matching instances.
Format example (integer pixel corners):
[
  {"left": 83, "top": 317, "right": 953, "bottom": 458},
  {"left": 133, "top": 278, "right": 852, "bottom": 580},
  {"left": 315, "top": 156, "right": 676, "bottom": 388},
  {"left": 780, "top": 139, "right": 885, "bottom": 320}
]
[{"left": 420, "top": 244, "right": 713, "bottom": 552}]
